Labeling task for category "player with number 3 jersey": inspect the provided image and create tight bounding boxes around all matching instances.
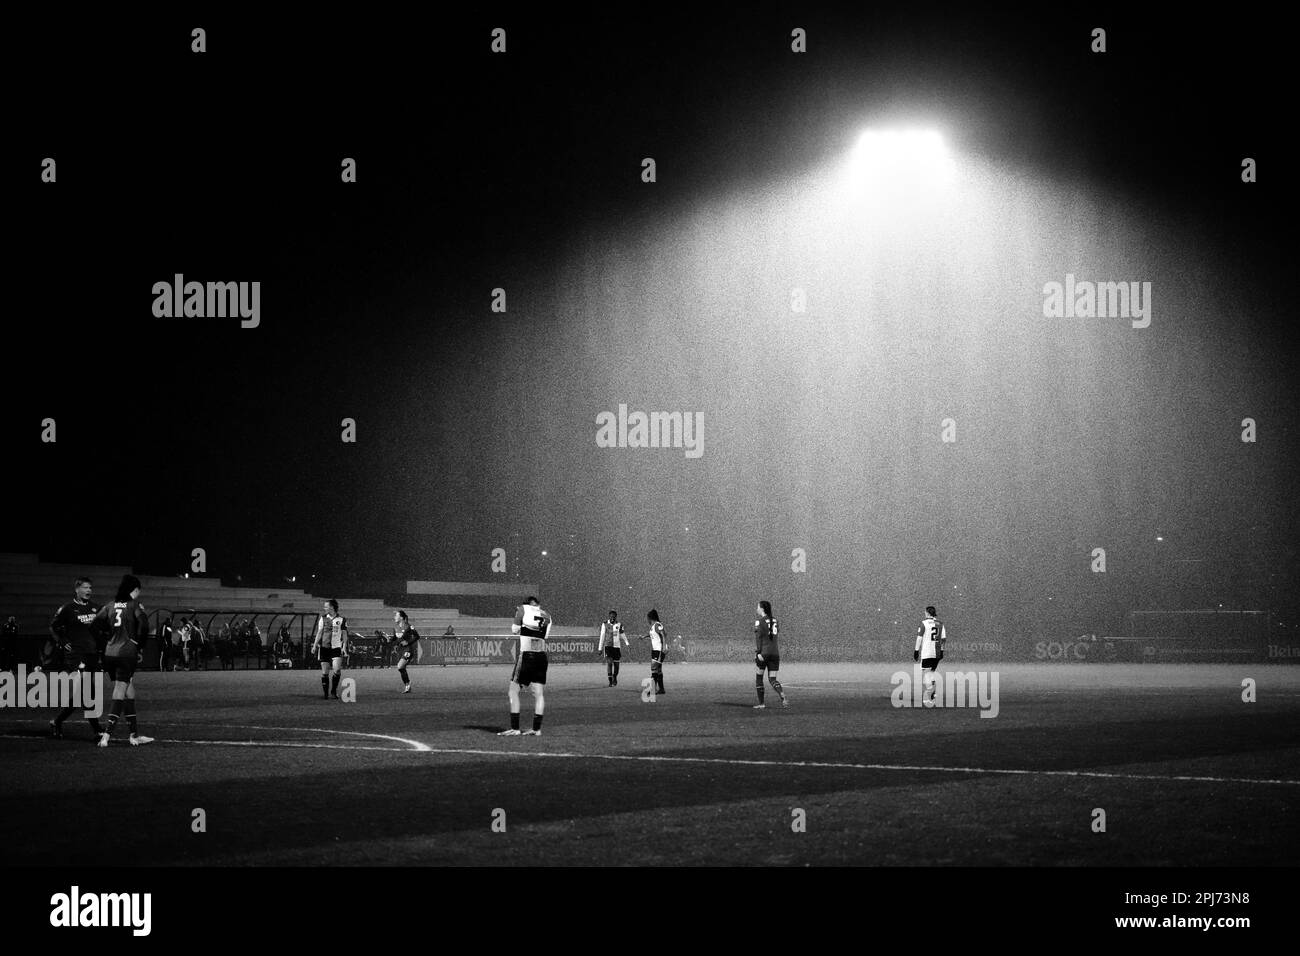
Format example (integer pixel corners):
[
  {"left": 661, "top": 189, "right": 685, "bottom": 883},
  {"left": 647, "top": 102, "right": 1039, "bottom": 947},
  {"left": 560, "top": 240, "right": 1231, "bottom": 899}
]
[{"left": 91, "top": 574, "right": 154, "bottom": 747}]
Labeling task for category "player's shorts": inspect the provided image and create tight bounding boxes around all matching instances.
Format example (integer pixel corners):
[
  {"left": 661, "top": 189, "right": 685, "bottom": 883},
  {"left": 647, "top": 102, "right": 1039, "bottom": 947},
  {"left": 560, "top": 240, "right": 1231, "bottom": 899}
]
[
  {"left": 757, "top": 654, "right": 780, "bottom": 672},
  {"left": 650, "top": 650, "right": 664, "bottom": 672},
  {"left": 603, "top": 647, "right": 622, "bottom": 661},
  {"left": 513, "top": 651, "right": 548, "bottom": 686},
  {"left": 921, "top": 657, "right": 938, "bottom": 671},
  {"left": 104, "top": 657, "right": 136, "bottom": 683},
  {"left": 62, "top": 651, "right": 98, "bottom": 672},
  {"left": 318, "top": 646, "right": 343, "bottom": 664}
]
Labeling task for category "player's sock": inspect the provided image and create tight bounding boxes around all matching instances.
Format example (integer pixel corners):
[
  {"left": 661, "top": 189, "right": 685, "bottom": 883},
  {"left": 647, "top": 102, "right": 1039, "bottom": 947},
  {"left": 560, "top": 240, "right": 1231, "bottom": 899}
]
[
  {"left": 755, "top": 674, "right": 765, "bottom": 704},
  {"left": 321, "top": 674, "right": 330, "bottom": 697},
  {"left": 509, "top": 712, "right": 520, "bottom": 731},
  {"left": 55, "top": 706, "right": 74, "bottom": 727},
  {"left": 532, "top": 714, "right": 544, "bottom": 732},
  {"left": 613, "top": 662, "right": 620, "bottom": 681},
  {"left": 330, "top": 672, "right": 341, "bottom": 696},
  {"left": 400, "top": 669, "right": 410, "bottom": 687},
  {"left": 125, "top": 701, "right": 138, "bottom": 735},
  {"left": 769, "top": 677, "right": 785, "bottom": 701},
  {"left": 655, "top": 674, "right": 665, "bottom": 694},
  {"left": 105, "top": 701, "right": 123, "bottom": 736}
]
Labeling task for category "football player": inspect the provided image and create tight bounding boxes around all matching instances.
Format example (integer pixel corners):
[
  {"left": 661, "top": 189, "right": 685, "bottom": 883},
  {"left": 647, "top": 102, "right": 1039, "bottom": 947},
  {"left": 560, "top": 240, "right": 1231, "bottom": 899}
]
[
  {"left": 499, "top": 596, "right": 551, "bottom": 736},
  {"left": 48, "top": 576, "right": 104, "bottom": 741},
  {"left": 393, "top": 610, "right": 420, "bottom": 693},
  {"left": 753, "top": 600, "right": 787, "bottom": 709},
  {"left": 914, "top": 605, "right": 946, "bottom": 704},
  {"left": 643, "top": 609, "right": 667, "bottom": 696},
  {"left": 311, "top": 600, "right": 348, "bottom": 699},
  {"left": 597, "top": 609, "right": 627, "bottom": 686},
  {"left": 91, "top": 574, "right": 154, "bottom": 746}
]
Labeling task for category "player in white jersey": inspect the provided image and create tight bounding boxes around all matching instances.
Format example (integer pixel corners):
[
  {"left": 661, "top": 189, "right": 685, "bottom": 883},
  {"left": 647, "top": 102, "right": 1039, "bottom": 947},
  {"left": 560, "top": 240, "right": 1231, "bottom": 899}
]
[
  {"left": 914, "top": 605, "right": 946, "bottom": 703},
  {"left": 311, "top": 599, "right": 349, "bottom": 700},
  {"left": 642, "top": 609, "right": 667, "bottom": 696},
  {"left": 499, "top": 596, "right": 552, "bottom": 736},
  {"left": 597, "top": 609, "right": 628, "bottom": 686}
]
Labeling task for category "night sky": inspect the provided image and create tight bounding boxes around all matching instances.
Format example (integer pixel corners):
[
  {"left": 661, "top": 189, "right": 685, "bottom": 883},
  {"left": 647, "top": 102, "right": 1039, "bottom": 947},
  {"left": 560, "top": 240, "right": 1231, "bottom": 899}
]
[{"left": 8, "top": 4, "right": 1296, "bottom": 643}]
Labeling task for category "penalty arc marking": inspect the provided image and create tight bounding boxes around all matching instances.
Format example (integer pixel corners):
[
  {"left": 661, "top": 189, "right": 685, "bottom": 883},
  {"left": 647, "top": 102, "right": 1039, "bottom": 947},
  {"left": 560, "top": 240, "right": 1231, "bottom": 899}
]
[
  {"left": 1, "top": 722, "right": 430, "bottom": 753},
  {"left": 188, "top": 724, "right": 432, "bottom": 752}
]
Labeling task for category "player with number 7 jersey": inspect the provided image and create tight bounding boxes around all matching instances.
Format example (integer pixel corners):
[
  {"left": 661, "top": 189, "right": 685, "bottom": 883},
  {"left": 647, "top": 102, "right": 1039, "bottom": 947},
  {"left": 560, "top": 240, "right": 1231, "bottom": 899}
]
[{"left": 499, "top": 596, "right": 552, "bottom": 736}]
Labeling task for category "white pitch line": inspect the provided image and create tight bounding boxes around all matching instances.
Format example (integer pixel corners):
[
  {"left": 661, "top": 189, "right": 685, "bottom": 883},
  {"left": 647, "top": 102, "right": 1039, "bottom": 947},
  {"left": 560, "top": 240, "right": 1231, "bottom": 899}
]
[
  {"left": 156, "top": 738, "right": 411, "bottom": 752},
  {"left": 408, "top": 747, "right": 1300, "bottom": 787},
  {"left": 8, "top": 722, "right": 1296, "bottom": 787},
  {"left": 1, "top": 722, "right": 431, "bottom": 753},
  {"left": 216, "top": 725, "right": 432, "bottom": 752}
]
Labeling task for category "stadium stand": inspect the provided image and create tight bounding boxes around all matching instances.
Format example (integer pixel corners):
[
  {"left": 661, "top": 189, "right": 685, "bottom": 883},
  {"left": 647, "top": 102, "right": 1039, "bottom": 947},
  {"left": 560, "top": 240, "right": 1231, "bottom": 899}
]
[{"left": 0, "top": 553, "right": 590, "bottom": 655}]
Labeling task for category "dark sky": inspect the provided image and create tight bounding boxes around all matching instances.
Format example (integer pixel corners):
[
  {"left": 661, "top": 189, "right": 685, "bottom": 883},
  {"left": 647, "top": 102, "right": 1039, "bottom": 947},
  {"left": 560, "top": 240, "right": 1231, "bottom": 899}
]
[{"left": 8, "top": 4, "right": 1296, "bottom": 641}]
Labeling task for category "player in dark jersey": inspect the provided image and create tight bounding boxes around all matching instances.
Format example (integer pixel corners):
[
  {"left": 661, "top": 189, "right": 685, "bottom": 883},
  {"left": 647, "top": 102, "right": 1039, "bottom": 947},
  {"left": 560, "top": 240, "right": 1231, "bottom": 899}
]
[
  {"left": 48, "top": 576, "right": 105, "bottom": 741},
  {"left": 393, "top": 610, "right": 421, "bottom": 693},
  {"left": 499, "top": 596, "right": 551, "bottom": 736},
  {"left": 753, "top": 600, "right": 787, "bottom": 709},
  {"left": 311, "top": 599, "right": 348, "bottom": 699},
  {"left": 91, "top": 574, "right": 154, "bottom": 746}
]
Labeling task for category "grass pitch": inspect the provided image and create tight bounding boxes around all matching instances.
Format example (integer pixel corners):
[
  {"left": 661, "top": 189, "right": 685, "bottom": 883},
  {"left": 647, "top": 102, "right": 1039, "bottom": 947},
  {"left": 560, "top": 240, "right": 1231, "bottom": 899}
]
[{"left": 2, "top": 662, "right": 1297, "bottom": 866}]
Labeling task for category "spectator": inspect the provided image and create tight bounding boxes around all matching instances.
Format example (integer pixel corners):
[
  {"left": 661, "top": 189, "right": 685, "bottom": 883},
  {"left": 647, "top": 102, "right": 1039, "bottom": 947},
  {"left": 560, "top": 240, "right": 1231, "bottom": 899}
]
[
  {"left": 158, "top": 617, "right": 174, "bottom": 672},
  {"left": 191, "top": 620, "right": 208, "bottom": 669},
  {"left": 169, "top": 621, "right": 182, "bottom": 670},
  {"left": 443, "top": 625, "right": 456, "bottom": 637},
  {"left": 216, "top": 622, "right": 235, "bottom": 670},
  {"left": 272, "top": 632, "right": 294, "bottom": 669},
  {"left": 179, "top": 618, "right": 195, "bottom": 670},
  {"left": 249, "top": 620, "right": 265, "bottom": 667}
]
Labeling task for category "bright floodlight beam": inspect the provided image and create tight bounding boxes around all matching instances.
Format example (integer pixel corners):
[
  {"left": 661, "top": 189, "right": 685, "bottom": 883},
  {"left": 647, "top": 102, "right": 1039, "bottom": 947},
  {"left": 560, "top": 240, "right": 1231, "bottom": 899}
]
[{"left": 843, "top": 128, "right": 956, "bottom": 200}]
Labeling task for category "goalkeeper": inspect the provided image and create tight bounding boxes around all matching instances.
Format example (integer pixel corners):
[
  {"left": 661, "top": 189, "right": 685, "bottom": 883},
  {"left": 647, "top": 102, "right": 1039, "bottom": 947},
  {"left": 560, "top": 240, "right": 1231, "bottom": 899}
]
[{"left": 753, "top": 600, "right": 787, "bottom": 709}]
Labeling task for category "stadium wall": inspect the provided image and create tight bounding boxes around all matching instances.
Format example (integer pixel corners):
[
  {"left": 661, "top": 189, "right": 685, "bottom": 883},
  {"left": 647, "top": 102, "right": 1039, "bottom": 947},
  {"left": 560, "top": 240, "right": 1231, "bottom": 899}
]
[{"left": 4, "top": 632, "right": 1297, "bottom": 670}]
